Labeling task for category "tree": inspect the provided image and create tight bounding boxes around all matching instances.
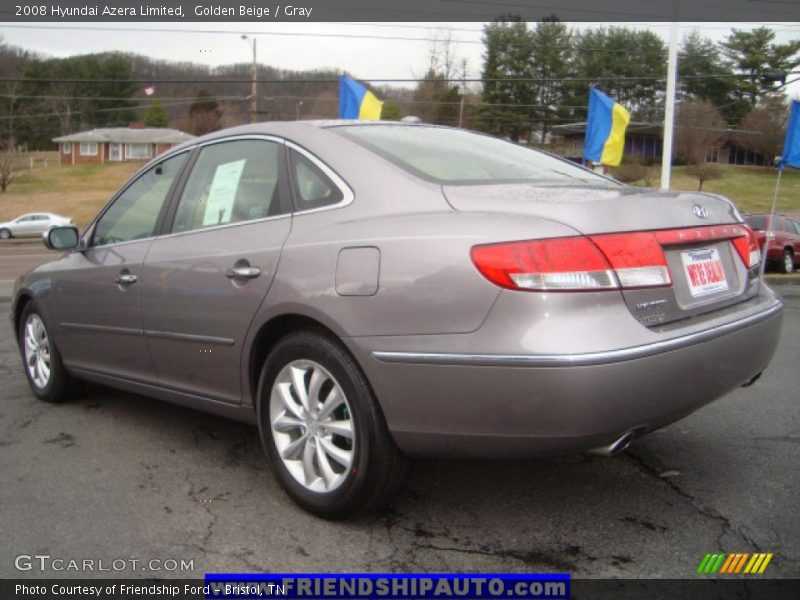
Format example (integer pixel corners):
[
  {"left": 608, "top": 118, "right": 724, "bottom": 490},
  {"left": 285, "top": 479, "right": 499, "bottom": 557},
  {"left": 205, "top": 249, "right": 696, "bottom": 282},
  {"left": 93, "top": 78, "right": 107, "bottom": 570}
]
[
  {"left": 91, "top": 53, "right": 137, "bottom": 126},
  {"left": 738, "top": 95, "right": 790, "bottom": 166},
  {"left": 480, "top": 17, "right": 536, "bottom": 141},
  {"left": 675, "top": 99, "right": 727, "bottom": 165},
  {"left": 381, "top": 100, "right": 403, "bottom": 120},
  {"left": 0, "top": 151, "right": 16, "bottom": 192},
  {"left": 529, "top": 18, "right": 573, "bottom": 142},
  {"left": 722, "top": 27, "right": 800, "bottom": 117},
  {"left": 144, "top": 100, "right": 169, "bottom": 127},
  {"left": 678, "top": 31, "right": 735, "bottom": 119},
  {"left": 413, "top": 69, "right": 461, "bottom": 125},
  {"left": 685, "top": 163, "right": 722, "bottom": 191},
  {"left": 569, "top": 27, "right": 666, "bottom": 122},
  {"left": 675, "top": 99, "right": 727, "bottom": 189},
  {"left": 187, "top": 90, "right": 222, "bottom": 135}
]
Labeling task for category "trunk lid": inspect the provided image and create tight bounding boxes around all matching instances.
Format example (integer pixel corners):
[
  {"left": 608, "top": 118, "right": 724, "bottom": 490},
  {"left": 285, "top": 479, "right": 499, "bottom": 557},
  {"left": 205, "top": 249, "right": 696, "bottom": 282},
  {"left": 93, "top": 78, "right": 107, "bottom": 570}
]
[{"left": 444, "top": 183, "right": 761, "bottom": 327}]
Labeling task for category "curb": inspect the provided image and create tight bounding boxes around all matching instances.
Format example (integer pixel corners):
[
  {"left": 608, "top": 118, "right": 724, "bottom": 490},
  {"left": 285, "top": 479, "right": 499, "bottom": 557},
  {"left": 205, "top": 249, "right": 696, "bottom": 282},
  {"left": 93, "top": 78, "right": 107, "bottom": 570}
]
[{"left": 765, "top": 275, "right": 800, "bottom": 286}]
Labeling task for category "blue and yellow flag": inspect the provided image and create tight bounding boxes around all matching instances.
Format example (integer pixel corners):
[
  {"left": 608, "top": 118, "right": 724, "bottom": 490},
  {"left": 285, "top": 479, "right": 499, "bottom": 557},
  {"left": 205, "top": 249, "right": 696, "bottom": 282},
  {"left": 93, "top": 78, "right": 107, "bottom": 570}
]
[
  {"left": 583, "top": 88, "right": 630, "bottom": 167},
  {"left": 779, "top": 99, "right": 800, "bottom": 170},
  {"left": 338, "top": 76, "right": 383, "bottom": 120}
]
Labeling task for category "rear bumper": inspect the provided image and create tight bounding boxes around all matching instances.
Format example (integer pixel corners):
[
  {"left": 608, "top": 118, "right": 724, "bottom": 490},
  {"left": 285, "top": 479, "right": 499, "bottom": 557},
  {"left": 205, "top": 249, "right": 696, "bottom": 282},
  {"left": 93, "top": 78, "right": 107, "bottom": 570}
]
[{"left": 348, "top": 293, "right": 783, "bottom": 458}]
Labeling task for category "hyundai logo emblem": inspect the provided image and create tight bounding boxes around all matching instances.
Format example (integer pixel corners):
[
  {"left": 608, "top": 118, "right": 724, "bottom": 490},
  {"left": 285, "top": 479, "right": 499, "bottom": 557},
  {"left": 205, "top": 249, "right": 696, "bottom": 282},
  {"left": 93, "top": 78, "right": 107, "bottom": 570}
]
[{"left": 693, "top": 205, "right": 709, "bottom": 219}]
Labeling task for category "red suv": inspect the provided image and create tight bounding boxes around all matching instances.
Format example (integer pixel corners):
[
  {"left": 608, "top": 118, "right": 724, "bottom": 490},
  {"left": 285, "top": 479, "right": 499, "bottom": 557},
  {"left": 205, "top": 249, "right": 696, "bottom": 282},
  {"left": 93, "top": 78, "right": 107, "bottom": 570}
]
[{"left": 746, "top": 214, "right": 800, "bottom": 273}]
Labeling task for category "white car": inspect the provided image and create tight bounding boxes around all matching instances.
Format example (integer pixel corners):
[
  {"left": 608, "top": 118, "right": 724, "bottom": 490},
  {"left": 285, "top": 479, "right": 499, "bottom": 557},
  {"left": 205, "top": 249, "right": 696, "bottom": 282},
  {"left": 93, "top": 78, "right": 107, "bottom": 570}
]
[{"left": 0, "top": 213, "right": 73, "bottom": 239}]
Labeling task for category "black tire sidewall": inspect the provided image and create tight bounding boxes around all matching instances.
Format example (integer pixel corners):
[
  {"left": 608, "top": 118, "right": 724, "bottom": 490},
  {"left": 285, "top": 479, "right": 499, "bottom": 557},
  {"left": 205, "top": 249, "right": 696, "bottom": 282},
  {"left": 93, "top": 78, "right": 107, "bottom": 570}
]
[
  {"left": 256, "top": 332, "right": 379, "bottom": 518},
  {"left": 18, "top": 302, "right": 69, "bottom": 402}
]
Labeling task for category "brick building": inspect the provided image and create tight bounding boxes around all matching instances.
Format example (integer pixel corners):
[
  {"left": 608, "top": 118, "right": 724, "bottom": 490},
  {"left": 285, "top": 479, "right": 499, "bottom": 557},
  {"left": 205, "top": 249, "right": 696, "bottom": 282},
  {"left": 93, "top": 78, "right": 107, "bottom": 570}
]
[{"left": 53, "top": 127, "right": 194, "bottom": 166}]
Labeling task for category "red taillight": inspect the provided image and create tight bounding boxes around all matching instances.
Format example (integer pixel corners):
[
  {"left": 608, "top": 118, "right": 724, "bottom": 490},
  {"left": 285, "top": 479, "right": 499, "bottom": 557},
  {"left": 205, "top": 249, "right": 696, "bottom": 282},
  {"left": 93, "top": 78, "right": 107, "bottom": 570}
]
[
  {"left": 589, "top": 232, "right": 672, "bottom": 289},
  {"left": 471, "top": 224, "right": 760, "bottom": 293},
  {"left": 471, "top": 233, "right": 671, "bottom": 292},
  {"left": 470, "top": 237, "right": 617, "bottom": 291},
  {"left": 729, "top": 225, "right": 761, "bottom": 269}
]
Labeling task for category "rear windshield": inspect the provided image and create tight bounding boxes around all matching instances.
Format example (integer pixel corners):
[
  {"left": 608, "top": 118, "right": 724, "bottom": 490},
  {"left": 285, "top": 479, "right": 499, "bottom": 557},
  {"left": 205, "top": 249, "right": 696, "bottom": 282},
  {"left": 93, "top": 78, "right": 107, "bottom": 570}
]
[
  {"left": 332, "top": 124, "right": 616, "bottom": 186},
  {"left": 746, "top": 215, "right": 768, "bottom": 230}
]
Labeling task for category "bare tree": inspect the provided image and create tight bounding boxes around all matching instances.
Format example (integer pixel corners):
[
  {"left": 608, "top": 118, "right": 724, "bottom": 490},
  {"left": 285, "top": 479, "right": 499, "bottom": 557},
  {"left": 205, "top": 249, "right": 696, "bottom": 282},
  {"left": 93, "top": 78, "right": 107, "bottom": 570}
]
[
  {"left": 739, "top": 95, "right": 789, "bottom": 167},
  {"left": 675, "top": 99, "right": 727, "bottom": 189},
  {"left": 0, "top": 151, "right": 16, "bottom": 192},
  {"left": 675, "top": 99, "right": 727, "bottom": 165}
]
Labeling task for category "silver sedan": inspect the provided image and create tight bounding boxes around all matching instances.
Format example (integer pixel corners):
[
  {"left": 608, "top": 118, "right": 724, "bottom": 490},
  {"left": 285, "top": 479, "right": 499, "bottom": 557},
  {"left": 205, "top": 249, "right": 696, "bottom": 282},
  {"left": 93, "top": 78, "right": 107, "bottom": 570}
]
[
  {"left": 10, "top": 122, "right": 783, "bottom": 518},
  {"left": 0, "top": 212, "right": 73, "bottom": 239}
]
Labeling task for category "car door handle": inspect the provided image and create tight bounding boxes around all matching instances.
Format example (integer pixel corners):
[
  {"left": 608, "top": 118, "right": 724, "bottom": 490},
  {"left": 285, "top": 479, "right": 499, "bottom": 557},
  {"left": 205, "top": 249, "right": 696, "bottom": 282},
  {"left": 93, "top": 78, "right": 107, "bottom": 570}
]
[
  {"left": 115, "top": 273, "right": 138, "bottom": 285},
  {"left": 226, "top": 266, "right": 261, "bottom": 280}
]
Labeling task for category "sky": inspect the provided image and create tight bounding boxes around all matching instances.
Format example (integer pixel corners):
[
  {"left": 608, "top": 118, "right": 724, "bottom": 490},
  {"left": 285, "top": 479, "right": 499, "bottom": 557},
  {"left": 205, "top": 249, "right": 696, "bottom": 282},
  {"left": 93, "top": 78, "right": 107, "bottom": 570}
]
[{"left": 0, "top": 21, "right": 799, "bottom": 96}]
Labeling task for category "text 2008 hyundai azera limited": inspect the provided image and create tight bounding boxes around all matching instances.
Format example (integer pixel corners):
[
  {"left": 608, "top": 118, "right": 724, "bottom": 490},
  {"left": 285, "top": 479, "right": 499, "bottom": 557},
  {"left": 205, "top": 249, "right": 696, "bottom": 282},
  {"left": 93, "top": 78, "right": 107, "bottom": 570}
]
[{"left": 11, "top": 122, "right": 783, "bottom": 517}]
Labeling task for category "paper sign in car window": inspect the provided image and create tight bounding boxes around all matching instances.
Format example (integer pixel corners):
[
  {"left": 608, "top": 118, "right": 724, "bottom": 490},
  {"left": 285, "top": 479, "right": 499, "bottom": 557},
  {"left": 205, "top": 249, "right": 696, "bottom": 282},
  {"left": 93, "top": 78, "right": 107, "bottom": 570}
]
[{"left": 203, "top": 159, "right": 246, "bottom": 226}]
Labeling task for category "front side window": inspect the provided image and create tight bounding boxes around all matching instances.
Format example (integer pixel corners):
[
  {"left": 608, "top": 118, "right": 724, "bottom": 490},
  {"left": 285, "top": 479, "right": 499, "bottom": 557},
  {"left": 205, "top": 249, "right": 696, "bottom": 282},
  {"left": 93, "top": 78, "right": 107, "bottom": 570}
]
[
  {"left": 92, "top": 152, "right": 187, "bottom": 246},
  {"left": 79, "top": 143, "right": 97, "bottom": 156},
  {"left": 333, "top": 124, "right": 615, "bottom": 186},
  {"left": 289, "top": 149, "right": 343, "bottom": 211},
  {"left": 172, "top": 140, "right": 285, "bottom": 234}
]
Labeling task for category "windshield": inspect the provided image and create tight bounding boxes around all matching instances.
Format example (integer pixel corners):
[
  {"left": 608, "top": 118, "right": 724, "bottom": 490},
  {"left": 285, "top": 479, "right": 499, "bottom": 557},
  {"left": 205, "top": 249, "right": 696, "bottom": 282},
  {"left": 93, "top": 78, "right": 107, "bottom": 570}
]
[{"left": 332, "top": 124, "right": 617, "bottom": 186}]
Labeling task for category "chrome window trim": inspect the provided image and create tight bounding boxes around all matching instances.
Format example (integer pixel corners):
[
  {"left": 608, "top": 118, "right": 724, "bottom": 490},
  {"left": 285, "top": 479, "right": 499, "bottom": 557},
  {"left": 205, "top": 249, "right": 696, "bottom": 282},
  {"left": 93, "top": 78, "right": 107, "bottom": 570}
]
[
  {"left": 371, "top": 300, "right": 783, "bottom": 368},
  {"left": 285, "top": 140, "right": 355, "bottom": 215}
]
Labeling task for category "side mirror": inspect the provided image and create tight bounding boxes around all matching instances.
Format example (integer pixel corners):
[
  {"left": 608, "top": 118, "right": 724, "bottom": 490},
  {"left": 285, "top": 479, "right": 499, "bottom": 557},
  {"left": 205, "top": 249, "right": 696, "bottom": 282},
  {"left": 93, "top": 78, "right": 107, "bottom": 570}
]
[{"left": 44, "top": 225, "right": 80, "bottom": 251}]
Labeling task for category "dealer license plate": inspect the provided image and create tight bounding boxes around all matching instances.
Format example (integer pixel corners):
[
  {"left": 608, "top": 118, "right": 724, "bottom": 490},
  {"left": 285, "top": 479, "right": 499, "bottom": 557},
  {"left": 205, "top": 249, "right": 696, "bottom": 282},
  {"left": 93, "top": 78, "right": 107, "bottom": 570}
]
[{"left": 681, "top": 247, "right": 729, "bottom": 297}]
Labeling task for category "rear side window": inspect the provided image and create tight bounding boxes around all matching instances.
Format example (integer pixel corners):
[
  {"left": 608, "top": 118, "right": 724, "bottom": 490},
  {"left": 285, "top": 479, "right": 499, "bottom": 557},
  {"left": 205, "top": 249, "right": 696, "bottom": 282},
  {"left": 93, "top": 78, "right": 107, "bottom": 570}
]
[
  {"left": 745, "top": 216, "right": 767, "bottom": 230},
  {"left": 172, "top": 139, "right": 286, "bottom": 234},
  {"left": 288, "top": 149, "right": 343, "bottom": 211},
  {"left": 333, "top": 124, "right": 613, "bottom": 185}
]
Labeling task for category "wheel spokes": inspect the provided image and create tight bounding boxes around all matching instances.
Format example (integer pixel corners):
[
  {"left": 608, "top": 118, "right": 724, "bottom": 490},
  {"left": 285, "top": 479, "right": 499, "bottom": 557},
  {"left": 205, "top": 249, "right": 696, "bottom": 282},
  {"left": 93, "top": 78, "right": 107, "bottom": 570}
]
[
  {"left": 319, "top": 437, "right": 352, "bottom": 469},
  {"left": 322, "top": 419, "right": 353, "bottom": 439},
  {"left": 269, "top": 359, "right": 356, "bottom": 493}
]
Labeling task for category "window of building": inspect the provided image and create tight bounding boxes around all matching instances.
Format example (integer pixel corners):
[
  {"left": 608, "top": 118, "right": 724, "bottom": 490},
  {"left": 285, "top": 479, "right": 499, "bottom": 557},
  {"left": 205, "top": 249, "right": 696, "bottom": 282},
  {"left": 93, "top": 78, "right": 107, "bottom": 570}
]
[
  {"left": 79, "top": 143, "right": 98, "bottom": 156},
  {"left": 706, "top": 147, "right": 719, "bottom": 164},
  {"left": 62, "top": 143, "right": 71, "bottom": 154},
  {"left": 125, "top": 143, "right": 153, "bottom": 160}
]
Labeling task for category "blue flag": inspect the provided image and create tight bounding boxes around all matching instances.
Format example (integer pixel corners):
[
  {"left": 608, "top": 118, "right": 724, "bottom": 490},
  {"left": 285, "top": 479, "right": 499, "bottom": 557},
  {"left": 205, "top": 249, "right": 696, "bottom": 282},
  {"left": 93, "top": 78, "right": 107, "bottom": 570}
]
[
  {"left": 338, "top": 76, "right": 383, "bottom": 120},
  {"left": 583, "top": 88, "right": 630, "bottom": 167},
  {"left": 780, "top": 100, "right": 800, "bottom": 170}
]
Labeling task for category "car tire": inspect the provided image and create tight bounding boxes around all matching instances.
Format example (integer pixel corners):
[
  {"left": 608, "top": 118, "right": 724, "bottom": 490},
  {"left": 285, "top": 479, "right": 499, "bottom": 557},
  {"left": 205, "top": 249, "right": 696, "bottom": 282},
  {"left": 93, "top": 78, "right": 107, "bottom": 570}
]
[
  {"left": 780, "top": 249, "right": 794, "bottom": 274},
  {"left": 18, "top": 302, "right": 76, "bottom": 403},
  {"left": 0, "top": 228, "right": 11, "bottom": 240},
  {"left": 257, "top": 330, "right": 408, "bottom": 519}
]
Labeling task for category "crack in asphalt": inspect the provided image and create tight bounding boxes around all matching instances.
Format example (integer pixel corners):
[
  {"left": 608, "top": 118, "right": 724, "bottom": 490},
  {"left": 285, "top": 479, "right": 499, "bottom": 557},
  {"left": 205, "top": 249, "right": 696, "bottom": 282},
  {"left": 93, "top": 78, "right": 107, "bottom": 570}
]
[{"left": 625, "top": 450, "right": 768, "bottom": 554}]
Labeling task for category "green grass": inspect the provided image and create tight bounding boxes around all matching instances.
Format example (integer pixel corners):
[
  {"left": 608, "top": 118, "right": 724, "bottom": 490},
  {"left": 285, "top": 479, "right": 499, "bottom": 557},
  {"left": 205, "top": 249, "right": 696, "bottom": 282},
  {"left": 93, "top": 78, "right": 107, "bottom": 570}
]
[
  {"left": 633, "top": 165, "right": 800, "bottom": 214},
  {"left": 0, "top": 158, "right": 141, "bottom": 227}
]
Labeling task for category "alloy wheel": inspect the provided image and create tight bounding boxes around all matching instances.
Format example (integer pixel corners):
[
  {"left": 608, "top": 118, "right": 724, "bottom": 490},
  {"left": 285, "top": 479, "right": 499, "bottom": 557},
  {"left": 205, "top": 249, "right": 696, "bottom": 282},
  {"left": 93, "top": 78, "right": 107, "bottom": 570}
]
[
  {"left": 24, "top": 314, "right": 51, "bottom": 389},
  {"left": 784, "top": 251, "right": 794, "bottom": 274},
  {"left": 269, "top": 359, "right": 355, "bottom": 493}
]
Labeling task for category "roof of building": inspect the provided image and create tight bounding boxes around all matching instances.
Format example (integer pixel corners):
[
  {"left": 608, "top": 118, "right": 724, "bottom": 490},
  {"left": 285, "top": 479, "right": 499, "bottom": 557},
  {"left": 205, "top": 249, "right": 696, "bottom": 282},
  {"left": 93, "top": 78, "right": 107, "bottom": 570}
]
[{"left": 53, "top": 127, "right": 195, "bottom": 144}]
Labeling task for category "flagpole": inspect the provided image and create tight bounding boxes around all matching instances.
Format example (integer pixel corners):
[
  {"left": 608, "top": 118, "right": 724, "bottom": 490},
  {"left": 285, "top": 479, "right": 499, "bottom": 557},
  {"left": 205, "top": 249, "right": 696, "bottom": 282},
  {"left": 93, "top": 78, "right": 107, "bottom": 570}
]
[
  {"left": 760, "top": 167, "right": 784, "bottom": 278},
  {"left": 660, "top": 20, "right": 679, "bottom": 191}
]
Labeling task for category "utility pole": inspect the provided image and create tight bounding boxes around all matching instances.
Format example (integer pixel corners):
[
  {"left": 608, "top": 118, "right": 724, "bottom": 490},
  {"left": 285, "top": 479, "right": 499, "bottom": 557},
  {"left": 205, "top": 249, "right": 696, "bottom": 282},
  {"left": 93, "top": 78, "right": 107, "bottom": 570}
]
[
  {"left": 242, "top": 35, "right": 258, "bottom": 123},
  {"left": 458, "top": 96, "right": 464, "bottom": 128},
  {"left": 660, "top": 19, "right": 679, "bottom": 190}
]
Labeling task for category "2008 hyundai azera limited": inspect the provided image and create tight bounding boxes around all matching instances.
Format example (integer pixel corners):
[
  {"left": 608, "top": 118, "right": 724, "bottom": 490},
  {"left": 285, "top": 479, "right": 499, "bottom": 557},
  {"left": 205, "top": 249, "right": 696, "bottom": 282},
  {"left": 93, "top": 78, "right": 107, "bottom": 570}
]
[{"left": 11, "top": 121, "right": 783, "bottom": 518}]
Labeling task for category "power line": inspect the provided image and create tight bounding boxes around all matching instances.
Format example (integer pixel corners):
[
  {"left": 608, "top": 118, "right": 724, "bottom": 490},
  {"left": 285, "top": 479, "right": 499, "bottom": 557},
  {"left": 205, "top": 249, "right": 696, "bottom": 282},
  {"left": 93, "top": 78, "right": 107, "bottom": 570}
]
[{"left": 2, "top": 71, "right": 796, "bottom": 85}]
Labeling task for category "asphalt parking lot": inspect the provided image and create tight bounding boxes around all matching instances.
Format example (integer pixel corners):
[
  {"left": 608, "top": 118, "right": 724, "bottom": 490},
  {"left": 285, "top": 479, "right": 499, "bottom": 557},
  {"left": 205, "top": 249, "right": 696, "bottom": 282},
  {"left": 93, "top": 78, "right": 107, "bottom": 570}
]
[{"left": 0, "top": 242, "right": 798, "bottom": 579}]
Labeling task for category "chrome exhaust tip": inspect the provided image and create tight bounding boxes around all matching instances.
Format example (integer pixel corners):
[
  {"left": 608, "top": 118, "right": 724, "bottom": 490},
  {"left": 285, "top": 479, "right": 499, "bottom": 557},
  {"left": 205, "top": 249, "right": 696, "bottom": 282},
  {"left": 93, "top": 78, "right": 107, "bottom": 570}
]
[
  {"left": 590, "top": 431, "right": 635, "bottom": 457},
  {"left": 741, "top": 371, "right": 763, "bottom": 388}
]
